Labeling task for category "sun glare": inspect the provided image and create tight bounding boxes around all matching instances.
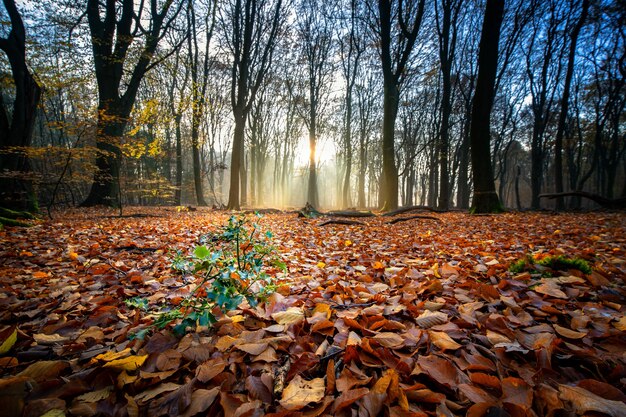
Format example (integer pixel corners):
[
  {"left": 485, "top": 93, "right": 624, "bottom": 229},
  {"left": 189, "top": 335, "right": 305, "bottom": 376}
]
[{"left": 294, "top": 136, "right": 337, "bottom": 167}]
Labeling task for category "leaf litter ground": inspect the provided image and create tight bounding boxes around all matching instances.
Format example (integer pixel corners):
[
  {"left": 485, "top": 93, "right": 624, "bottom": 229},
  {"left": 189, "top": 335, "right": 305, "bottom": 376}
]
[{"left": 0, "top": 208, "right": 625, "bottom": 417}]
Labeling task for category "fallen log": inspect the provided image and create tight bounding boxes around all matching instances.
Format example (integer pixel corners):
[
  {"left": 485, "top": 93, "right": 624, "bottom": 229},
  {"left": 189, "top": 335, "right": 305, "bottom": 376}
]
[
  {"left": 387, "top": 215, "right": 441, "bottom": 224},
  {"left": 318, "top": 219, "right": 365, "bottom": 226},
  {"left": 382, "top": 205, "right": 441, "bottom": 217},
  {"left": 326, "top": 210, "right": 376, "bottom": 218},
  {"left": 539, "top": 192, "right": 626, "bottom": 209}
]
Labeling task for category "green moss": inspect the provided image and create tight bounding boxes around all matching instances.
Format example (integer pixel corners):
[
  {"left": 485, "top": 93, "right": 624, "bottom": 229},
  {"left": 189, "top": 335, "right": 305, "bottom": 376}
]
[
  {"left": 509, "top": 258, "right": 529, "bottom": 273},
  {"left": 537, "top": 255, "right": 592, "bottom": 275},
  {"left": 509, "top": 254, "right": 592, "bottom": 275}
]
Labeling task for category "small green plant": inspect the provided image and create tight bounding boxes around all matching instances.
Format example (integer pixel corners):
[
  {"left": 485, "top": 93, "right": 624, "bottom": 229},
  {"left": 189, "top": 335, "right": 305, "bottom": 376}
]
[
  {"left": 509, "top": 254, "right": 592, "bottom": 275},
  {"left": 127, "top": 214, "right": 286, "bottom": 336},
  {"left": 537, "top": 255, "right": 592, "bottom": 275}
]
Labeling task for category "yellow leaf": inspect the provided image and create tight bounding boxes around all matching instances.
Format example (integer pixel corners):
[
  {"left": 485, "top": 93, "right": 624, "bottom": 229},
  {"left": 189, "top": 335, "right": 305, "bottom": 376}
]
[
  {"left": 40, "top": 410, "right": 66, "bottom": 417},
  {"left": 0, "top": 327, "right": 17, "bottom": 355},
  {"left": 32, "top": 271, "right": 49, "bottom": 278},
  {"left": 272, "top": 307, "right": 305, "bottom": 325},
  {"left": 431, "top": 263, "right": 441, "bottom": 278},
  {"left": 94, "top": 348, "right": 132, "bottom": 363},
  {"left": 428, "top": 330, "right": 462, "bottom": 351},
  {"left": 69, "top": 252, "right": 79, "bottom": 261},
  {"left": 280, "top": 375, "right": 325, "bottom": 410},
  {"left": 312, "top": 303, "right": 332, "bottom": 319},
  {"left": 75, "top": 386, "right": 113, "bottom": 402},
  {"left": 344, "top": 240, "right": 352, "bottom": 247},
  {"left": 317, "top": 262, "right": 326, "bottom": 268},
  {"left": 103, "top": 355, "right": 148, "bottom": 371},
  {"left": 230, "top": 315, "right": 245, "bottom": 323}
]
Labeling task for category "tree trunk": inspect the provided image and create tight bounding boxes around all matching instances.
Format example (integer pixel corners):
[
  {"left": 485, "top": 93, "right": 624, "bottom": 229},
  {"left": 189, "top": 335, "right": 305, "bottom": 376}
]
[
  {"left": 228, "top": 112, "right": 245, "bottom": 210},
  {"left": 469, "top": 0, "right": 504, "bottom": 213},
  {"left": 0, "top": 0, "right": 42, "bottom": 211},
  {"left": 380, "top": 81, "right": 399, "bottom": 209},
  {"left": 554, "top": 0, "right": 589, "bottom": 210}
]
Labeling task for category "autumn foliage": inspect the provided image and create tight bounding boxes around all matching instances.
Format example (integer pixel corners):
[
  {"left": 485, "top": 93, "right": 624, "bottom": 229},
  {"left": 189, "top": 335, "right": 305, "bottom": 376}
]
[{"left": 0, "top": 208, "right": 625, "bottom": 416}]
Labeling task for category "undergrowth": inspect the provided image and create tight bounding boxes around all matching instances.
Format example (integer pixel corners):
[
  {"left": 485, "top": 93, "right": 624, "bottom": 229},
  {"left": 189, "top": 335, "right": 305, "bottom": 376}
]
[{"left": 126, "top": 214, "right": 285, "bottom": 337}]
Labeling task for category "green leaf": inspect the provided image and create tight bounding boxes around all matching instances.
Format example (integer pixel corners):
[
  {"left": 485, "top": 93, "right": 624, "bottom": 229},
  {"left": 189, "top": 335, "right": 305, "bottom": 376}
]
[{"left": 194, "top": 245, "right": 210, "bottom": 259}]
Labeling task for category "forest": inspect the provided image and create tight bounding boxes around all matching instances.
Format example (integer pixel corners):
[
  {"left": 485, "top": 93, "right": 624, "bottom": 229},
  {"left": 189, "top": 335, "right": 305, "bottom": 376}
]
[
  {"left": 0, "top": 0, "right": 623, "bottom": 213},
  {"left": 1, "top": 1, "right": 626, "bottom": 417}
]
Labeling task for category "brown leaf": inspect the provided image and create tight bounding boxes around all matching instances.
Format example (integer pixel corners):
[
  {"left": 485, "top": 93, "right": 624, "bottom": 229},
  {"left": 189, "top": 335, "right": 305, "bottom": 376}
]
[
  {"left": 553, "top": 324, "right": 587, "bottom": 339},
  {"left": 427, "top": 330, "right": 461, "bottom": 351},
  {"left": 147, "top": 380, "right": 193, "bottom": 417},
  {"left": 246, "top": 374, "right": 273, "bottom": 403},
  {"left": 17, "top": 360, "right": 68, "bottom": 382},
  {"left": 332, "top": 387, "right": 369, "bottom": 413},
  {"left": 180, "top": 388, "right": 220, "bottom": 417},
  {"left": 501, "top": 377, "right": 532, "bottom": 410},
  {"left": 415, "top": 310, "right": 448, "bottom": 329},
  {"left": 195, "top": 357, "right": 227, "bottom": 383},
  {"left": 155, "top": 349, "right": 182, "bottom": 371},
  {"left": 415, "top": 355, "right": 459, "bottom": 388},
  {"left": 373, "top": 332, "right": 404, "bottom": 348},
  {"left": 272, "top": 307, "right": 305, "bottom": 325},
  {"left": 576, "top": 379, "right": 626, "bottom": 402},
  {"left": 279, "top": 375, "right": 325, "bottom": 410},
  {"left": 559, "top": 384, "right": 626, "bottom": 417},
  {"left": 469, "top": 373, "right": 501, "bottom": 390}
]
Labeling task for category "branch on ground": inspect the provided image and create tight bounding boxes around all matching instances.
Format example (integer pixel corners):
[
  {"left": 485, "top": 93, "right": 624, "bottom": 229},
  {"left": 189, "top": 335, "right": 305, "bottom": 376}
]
[
  {"left": 387, "top": 215, "right": 441, "bottom": 224},
  {"left": 539, "top": 192, "right": 626, "bottom": 209}
]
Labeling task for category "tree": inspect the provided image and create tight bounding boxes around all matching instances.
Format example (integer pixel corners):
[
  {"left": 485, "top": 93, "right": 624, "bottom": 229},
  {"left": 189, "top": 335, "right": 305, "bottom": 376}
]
[
  {"left": 81, "top": 0, "right": 185, "bottom": 207},
  {"left": 338, "top": 0, "right": 365, "bottom": 209},
  {"left": 368, "top": 0, "right": 426, "bottom": 210},
  {"left": 292, "top": 0, "right": 336, "bottom": 208},
  {"left": 187, "top": 0, "right": 217, "bottom": 206},
  {"left": 221, "top": 0, "right": 285, "bottom": 210},
  {"left": 0, "top": 0, "right": 42, "bottom": 211},
  {"left": 469, "top": 0, "right": 504, "bottom": 213},
  {"left": 435, "top": 0, "right": 462, "bottom": 211},
  {"left": 553, "top": 0, "right": 589, "bottom": 210}
]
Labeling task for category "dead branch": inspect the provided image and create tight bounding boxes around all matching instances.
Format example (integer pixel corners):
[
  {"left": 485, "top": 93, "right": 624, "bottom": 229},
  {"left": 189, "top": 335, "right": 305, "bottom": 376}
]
[
  {"left": 326, "top": 210, "right": 376, "bottom": 217},
  {"left": 318, "top": 219, "right": 365, "bottom": 226},
  {"left": 382, "top": 205, "right": 442, "bottom": 217},
  {"left": 539, "top": 192, "right": 626, "bottom": 209},
  {"left": 387, "top": 215, "right": 441, "bottom": 224}
]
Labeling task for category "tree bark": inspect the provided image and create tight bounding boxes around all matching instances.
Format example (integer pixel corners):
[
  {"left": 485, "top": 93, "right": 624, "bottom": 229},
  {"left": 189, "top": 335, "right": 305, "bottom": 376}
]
[{"left": 469, "top": 0, "right": 504, "bottom": 213}]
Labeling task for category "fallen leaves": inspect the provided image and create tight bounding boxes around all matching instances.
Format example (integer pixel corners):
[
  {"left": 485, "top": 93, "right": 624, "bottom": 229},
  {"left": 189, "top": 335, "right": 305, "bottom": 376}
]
[{"left": 0, "top": 208, "right": 625, "bottom": 417}]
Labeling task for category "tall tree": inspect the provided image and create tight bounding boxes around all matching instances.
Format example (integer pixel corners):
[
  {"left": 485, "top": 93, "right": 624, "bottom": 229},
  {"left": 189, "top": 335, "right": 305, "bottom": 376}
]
[
  {"left": 187, "top": 0, "right": 217, "bottom": 206},
  {"left": 553, "top": 0, "right": 589, "bottom": 209},
  {"left": 293, "top": 0, "right": 336, "bottom": 208},
  {"left": 221, "top": 0, "right": 284, "bottom": 210},
  {"left": 524, "top": 0, "right": 567, "bottom": 209},
  {"left": 81, "top": 0, "right": 185, "bottom": 207},
  {"left": 339, "top": 0, "right": 365, "bottom": 208},
  {"left": 470, "top": 0, "right": 504, "bottom": 213},
  {"left": 435, "top": 0, "right": 461, "bottom": 211},
  {"left": 0, "top": 0, "right": 42, "bottom": 211},
  {"left": 369, "top": 0, "right": 426, "bottom": 210}
]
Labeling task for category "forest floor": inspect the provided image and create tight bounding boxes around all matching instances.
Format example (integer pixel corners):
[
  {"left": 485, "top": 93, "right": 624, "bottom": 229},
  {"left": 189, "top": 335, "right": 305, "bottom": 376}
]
[{"left": 0, "top": 207, "right": 625, "bottom": 417}]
